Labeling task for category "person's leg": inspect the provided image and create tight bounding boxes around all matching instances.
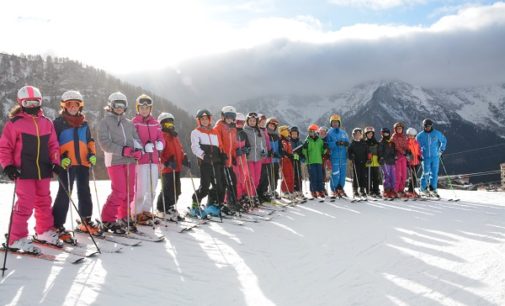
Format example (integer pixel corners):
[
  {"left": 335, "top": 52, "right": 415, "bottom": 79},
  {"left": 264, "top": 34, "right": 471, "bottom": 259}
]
[
  {"left": 8, "top": 179, "right": 36, "bottom": 244},
  {"left": 101, "top": 165, "right": 127, "bottom": 222},
  {"left": 33, "top": 178, "right": 54, "bottom": 235},
  {"left": 431, "top": 158, "right": 440, "bottom": 190},
  {"left": 75, "top": 166, "right": 93, "bottom": 218},
  {"left": 52, "top": 169, "right": 72, "bottom": 228}
]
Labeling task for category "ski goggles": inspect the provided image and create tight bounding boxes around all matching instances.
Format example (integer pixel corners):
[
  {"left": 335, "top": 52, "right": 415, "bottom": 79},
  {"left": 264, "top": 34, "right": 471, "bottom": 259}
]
[
  {"left": 223, "top": 112, "right": 236, "bottom": 120},
  {"left": 21, "top": 98, "right": 42, "bottom": 108},
  {"left": 112, "top": 101, "right": 127, "bottom": 109},
  {"left": 162, "top": 121, "right": 174, "bottom": 129},
  {"left": 247, "top": 112, "right": 258, "bottom": 119},
  {"left": 137, "top": 97, "right": 153, "bottom": 106}
]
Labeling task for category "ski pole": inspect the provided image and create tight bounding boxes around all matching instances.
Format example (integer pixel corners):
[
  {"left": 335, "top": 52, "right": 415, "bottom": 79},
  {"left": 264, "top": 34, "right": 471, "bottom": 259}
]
[
  {"left": 172, "top": 168, "right": 177, "bottom": 215},
  {"left": 237, "top": 154, "right": 255, "bottom": 210},
  {"left": 148, "top": 158, "right": 156, "bottom": 229},
  {"left": 126, "top": 163, "right": 131, "bottom": 234},
  {"left": 67, "top": 168, "right": 75, "bottom": 231},
  {"left": 368, "top": 165, "right": 371, "bottom": 195},
  {"left": 56, "top": 175, "right": 101, "bottom": 254},
  {"left": 90, "top": 166, "right": 102, "bottom": 223},
  {"left": 2, "top": 181, "right": 17, "bottom": 278},
  {"left": 187, "top": 161, "right": 204, "bottom": 218},
  {"left": 209, "top": 158, "right": 223, "bottom": 222},
  {"left": 352, "top": 160, "right": 359, "bottom": 197},
  {"left": 224, "top": 167, "right": 241, "bottom": 216},
  {"left": 440, "top": 157, "right": 459, "bottom": 201}
]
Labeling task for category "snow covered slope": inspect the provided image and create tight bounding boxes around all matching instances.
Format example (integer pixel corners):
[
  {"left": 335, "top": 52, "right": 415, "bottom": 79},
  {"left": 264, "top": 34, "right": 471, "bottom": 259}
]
[{"left": 0, "top": 179, "right": 504, "bottom": 306}]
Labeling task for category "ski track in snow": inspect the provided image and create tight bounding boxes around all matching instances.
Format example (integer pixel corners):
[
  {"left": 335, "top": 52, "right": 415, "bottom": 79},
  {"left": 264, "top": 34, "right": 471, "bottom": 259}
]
[{"left": 0, "top": 180, "right": 504, "bottom": 306}]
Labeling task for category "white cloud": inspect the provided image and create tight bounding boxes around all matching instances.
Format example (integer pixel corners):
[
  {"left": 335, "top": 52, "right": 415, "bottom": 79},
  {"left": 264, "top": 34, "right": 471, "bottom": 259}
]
[{"left": 328, "top": 0, "right": 426, "bottom": 10}]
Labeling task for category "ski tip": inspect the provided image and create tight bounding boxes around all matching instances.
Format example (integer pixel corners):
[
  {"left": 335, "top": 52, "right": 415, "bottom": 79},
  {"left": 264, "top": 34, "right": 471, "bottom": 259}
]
[{"left": 72, "top": 257, "right": 86, "bottom": 264}]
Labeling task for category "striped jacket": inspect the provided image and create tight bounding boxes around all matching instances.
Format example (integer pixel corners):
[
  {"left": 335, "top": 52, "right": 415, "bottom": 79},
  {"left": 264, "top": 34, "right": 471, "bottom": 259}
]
[{"left": 53, "top": 116, "right": 96, "bottom": 167}]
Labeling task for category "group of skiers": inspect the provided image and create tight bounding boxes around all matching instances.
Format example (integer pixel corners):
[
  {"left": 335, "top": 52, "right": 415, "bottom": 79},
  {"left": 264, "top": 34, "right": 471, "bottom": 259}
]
[{"left": 0, "top": 85, "right": 447, "bottom": 254}]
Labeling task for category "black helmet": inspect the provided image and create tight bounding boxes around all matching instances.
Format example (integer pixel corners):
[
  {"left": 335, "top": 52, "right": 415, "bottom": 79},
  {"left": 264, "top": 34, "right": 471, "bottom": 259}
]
[
  {"left": 381, "top": 127, "right": 391, "bottom": 135},
  {"left": 290, "top": 126, "right": 299, "bottom": 133},
  {"left": 423, "top": 118, "right": 433, "bottom": 127},
  {"left": 196, "top": 109, "right": 212, "bottom": 119}
]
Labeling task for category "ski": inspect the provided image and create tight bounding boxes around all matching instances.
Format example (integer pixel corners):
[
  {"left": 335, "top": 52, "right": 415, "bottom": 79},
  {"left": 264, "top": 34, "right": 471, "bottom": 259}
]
[
  {"left": 158, "top": 218, "right": 209, "bottom": 233},
  {"left": 71, "top": 233, "right": 123, "bottom": 253},
  {"left": 260, "top": 203, "right": 287, "bottom": 212},
  {"left": 1, "top": 244, "right": 85, "bottom": 264},
  {"left": 124, "top": 231, "right": 165, "bottom": 243},
  {"left": 32, "top": 239, "right": 98, "bottom": 258},
  {"left": 242, "top": 212, "right": 272, "bottom": 221},
  {"left": 221, "top": 213, "right": 259, "bottom": 223},
  {"left": 100, "top": 234, "right": 143, "bottom": 247}
]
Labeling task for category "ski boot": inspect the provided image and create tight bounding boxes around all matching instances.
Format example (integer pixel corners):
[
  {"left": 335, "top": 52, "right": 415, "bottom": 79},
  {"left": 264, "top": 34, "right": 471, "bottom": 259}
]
[
  {"left": 135, "top": 213, "right": 153, "bottom": 226},
  {"left": 7, "top": 237, "right": 41, "bottom": 254},
  {"left": 118, "top": 218, "right": 138, "bottom": 233},
  {"left": 167, "top": 208, "right": 185, "bottom": 221},
  {"left": 76, "top": 217, "right": 103, "bottom": 236},
  {"left": 34, "top": 229, "right": 64, "bottom": 247},
  {"left": 430, "top": 190, "right": 440, "bottom": 198},
  {"left": 101, "top": 221, "right": 127, "bottom": 235},
  {"left": 56, "top": 226, "right": 77, "bottom": 245}
]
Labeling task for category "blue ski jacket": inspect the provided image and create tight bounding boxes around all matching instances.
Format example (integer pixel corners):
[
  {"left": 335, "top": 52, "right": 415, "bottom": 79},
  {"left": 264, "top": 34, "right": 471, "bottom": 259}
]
[
  {"left": 416, "top": 129, "right": 447, "bottom": 159},
  {"left": 325, "top": 127, "right": 349, "bottom": 161}
]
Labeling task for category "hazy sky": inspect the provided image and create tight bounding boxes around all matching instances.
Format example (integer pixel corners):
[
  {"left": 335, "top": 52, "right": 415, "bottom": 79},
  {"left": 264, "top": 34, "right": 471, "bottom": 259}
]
[{"left": 1, "top": 0, "right": 503, "bottom": 75}]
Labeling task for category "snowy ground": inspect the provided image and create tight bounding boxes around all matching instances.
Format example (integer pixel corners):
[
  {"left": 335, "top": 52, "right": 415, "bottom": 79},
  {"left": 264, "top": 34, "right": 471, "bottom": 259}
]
[{"left": 0, "top": 179, "right": 504, "bottom": 306}]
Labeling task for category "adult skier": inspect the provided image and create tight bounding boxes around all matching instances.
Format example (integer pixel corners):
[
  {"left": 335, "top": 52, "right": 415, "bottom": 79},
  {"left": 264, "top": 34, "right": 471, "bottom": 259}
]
[{"left": 325, "top": 114, "right": 349, "bottom": 197}]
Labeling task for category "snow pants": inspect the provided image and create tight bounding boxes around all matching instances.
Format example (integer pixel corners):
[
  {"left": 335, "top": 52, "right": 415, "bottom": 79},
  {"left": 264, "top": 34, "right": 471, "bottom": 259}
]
[
  {"left": 381, "top": 164, "right": 396, "bottom": 192},
  {"left": 330, "top": 158, "right": 347, "bottom": 191},
  {"left": 101, "top": 164, "right": 136, "bottom": 223},
  {"left": 157, "top": 171, "right": 181, "bottom": 213},
  {"left": 407, "top": 165, "right": 420, "bottom": 193},
  {"left": 134, "top": 163, "right": 159, "bottom": 214},
  {"left": 308, "top": 164, "right": 324, "bottom": 193},
  {"left": 352, "top": 162, "right": 368, "bottom": 193},
  {"left": 367, "top": 166, "right": 381, "bottom": 195},
  {"left": 53, "top": 165, "right": 93, "bottom": 228},
  {"left": 421, "top": 157, "right": 440, "bottom": 191},
  {"left": 9, "top": 178, "right": 53, "bottom": 244},
  {"left": 248, "top": 160, "right": 263, "bottom": 190},
  {"left": 395, "top": 156, "right": 407, "bottom": 193},
  {"left": 233, "top": 155, "right": 254, "bottom": 199},
  {"left": 280, "top": 157, "right": 294, "bottom": 193},
  {"left": 293, "top": 159, "right": 303, "bottom": 192},
  {"left": 192, "top": 162, "right": 224, "bottom": 205}
]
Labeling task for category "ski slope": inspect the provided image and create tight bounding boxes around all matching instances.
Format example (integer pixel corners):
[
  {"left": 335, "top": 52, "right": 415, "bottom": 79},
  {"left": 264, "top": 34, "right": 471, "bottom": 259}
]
[{"left": 0, "top": 179, "right": 504, "bottom": 306}]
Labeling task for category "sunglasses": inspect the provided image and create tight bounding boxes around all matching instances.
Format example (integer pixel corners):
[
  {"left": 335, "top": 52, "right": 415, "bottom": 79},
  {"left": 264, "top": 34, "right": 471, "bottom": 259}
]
[{"left": 21, "top": 99, "right": 42, "bottom": 108}]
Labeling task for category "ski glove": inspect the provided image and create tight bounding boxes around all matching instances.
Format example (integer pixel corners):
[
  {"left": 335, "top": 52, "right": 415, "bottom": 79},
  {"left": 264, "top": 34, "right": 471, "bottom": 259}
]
[
  {"left": 122, "top": 147, "right": 142, "bottom": 160},
  {"left": 348, "top": 154, "right": 355, "bottom": 161},
  {"left": 220, "top": 152, "right": 228, "bottom": 163},
  {"left": 182, "top": 155, "right": 191, "bottom": 168},
  {"left": 260, "top": 149, "right": 268, "bottom": 158},
  {"left": 144, "top": 141, "right": 154, "bottom": 153},
  {"left": 155, "top": 141, "right": 164, "bottom": 152},
  {"left": 88, "top": 154, "right": 97, "bottom": 166},
  {"left": 3, "top": 165, "right": 20, "bottom": 180},
  {"left": 61, "top": 157, "right": 71, "bottom": 170},
  {"left": 438, "top": 150, "right": 444, "bottom": 157},
  {"left": 164, "top": 159, "right": 176, "bottom": 169},
  {"left": 52, "top": 164, "right": 65, "bottom": 175},
  {"left": 293, "top": 153, "right": 299, "bottom": 161}
]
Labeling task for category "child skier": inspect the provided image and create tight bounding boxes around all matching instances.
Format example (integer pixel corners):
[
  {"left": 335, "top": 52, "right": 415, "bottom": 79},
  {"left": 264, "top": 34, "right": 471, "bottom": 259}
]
[
  {"left": 190, "top": 109, "right": 225, "bottom": 216},
  {"left": 405, "top": 128, "right": 422, "bottom": 198},
  {"left": 348, "top": 128, "right": 368, "bottom": 198},
  {"left": 392, "top": 122, "right": 408, "bottom": 197},
  {"left": 132, "top": 94, "right": 164, "bottom": 225},
  {"left": 214, "top": 106, "right": 238, "bottom": 214},
  {"left": 278, "top": 125, "right": 295, "bottom": 195},
  {"left": 318, "top": 126, "right": 331, "bottom": 196},
  {"left": 97, "top": 92, "right": 142, "bottom": 234},
  {"left": 302, "top": 124, "right": 326, "bottom": 198},
  {"left": 378, "top": 128, "right": 397, "bottom": 199},
  {"left": 52, "top": 90, "right": 100, "bottom": 244},
  {"left": 266, "top": 117, "right": 281, "bottom": 199},
  {"left": 257, "top": 114, "right": 272, "bottom": 203},
  {"left": 290, "top": 126, "right": 306, "bottom": 199},
  {"left": 325, "top": 114, "right": 350, "bottom": 197},
  {"left": 363, "top": 127, "right": 381, "bottom": 197},
  {"left": 233, "top": 113, "right": 254, "bottom": 207},
  {"left": 0, "top": 85, "right": 63, "bottom": 253},
  {"left": 416, "top": 119, "right": 447, "bottom": 197},
  {"left": 243, "top": 112, "right": 267, "bottom": 205},
  {"left": 157, "top": 112, "right": 188, "bottom": 221}
]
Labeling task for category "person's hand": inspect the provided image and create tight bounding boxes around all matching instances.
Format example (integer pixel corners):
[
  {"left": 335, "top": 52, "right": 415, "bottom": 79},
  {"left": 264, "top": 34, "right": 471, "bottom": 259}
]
[
  {"left": 3, "top": 165, "right": 20, "bottom": 180},
  {"left": 52, "top": 164, "right": 65, "bottom": 175},
  {"left": 88, "top": 154, "right": 97, "bottom": 166},
  {"left": 144, "top": 141, "right": 154, "bottom": 153},
  {"left": 61, "top": 157, "right": 71, "bottom": 170},
  {"left": 182, "top": 155, "right": 191, "bottom": 168},
  {"left": 155, "top": 141, "right": 164, "bottom": 151}
]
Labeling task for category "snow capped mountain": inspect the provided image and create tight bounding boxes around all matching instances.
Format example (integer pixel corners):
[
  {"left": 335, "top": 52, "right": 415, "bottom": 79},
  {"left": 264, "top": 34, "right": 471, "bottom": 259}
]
[{"left": 235, "top": 80, "right": 505, "bottom": 181}]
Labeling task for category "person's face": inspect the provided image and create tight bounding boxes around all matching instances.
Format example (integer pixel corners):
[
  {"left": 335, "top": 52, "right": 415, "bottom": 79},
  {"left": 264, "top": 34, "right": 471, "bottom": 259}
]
[
  {"left": 113, "top": 106, "right": 125, "bottom": 115},
  {"left": 236, "top": 120, "right": 244, "bottom": 128},
  {"left": 139, "top": 105, "right": 151, "bottom": 117},
  {"left": 290, "top": 131, "right": 299, "bottom": 139},
  {"left": 200, "top": 115, "right": 210, "bottom": 127},
  {"left": 259, "top": 118, "right": 266, "bottom": 128},
  {"left": 408, "top": 134, "right": 415, "bottom": 139},
  {"left": 248, "top": 118, "right": 257, "bottom": 126},
  {"left": 224, "top": 116, "right": 234, "bottom": 125},
  {"left": 395, "top": 126, "right": 403, "bottom": 134},
  {"left": 309, "top": 130, "right": 317, "bottom": 137},
  {"left": 366, "top": 132, "right": 373, "bottom": 139},
  {"left": 331, "top": 120, "right": 340, "bottom": 128},
  {"left": 424, "top": 125, "right": 432, "bottom": 132},
  {"left": 65, "top": 101, "right": 80, "bottom": 115},
  {"left": 353, "top": 131, "right": 362, "bottom": 141},
  {"left": 268, "top": 123, "right": 277, "bottom": 131},
  {"left": 319, "top": 130, "right": 327, "bottom": 138}
]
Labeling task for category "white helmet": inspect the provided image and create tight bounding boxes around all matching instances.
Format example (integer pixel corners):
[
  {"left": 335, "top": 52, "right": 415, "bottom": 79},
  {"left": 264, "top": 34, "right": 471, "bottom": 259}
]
[
  {"left": 17, "top": 85, "right": 43, "bottom": 106},
  {"left": 108, "top": 92, "right": 128, "bottom": 109},
  {"left": 236, "top": 112, "right": 246, "bottom": 122},
  {"left": 158, "top": 112, "right": 175, "bottom": 122},
  {"left": 221, "top": 105, "right": 237, "bottom": 119},
  {"left": 61, "top": 90, "right": 84, "bottom": 109},
  {"left": 406, "top": 127, "right": 418, "bottom": 136}
]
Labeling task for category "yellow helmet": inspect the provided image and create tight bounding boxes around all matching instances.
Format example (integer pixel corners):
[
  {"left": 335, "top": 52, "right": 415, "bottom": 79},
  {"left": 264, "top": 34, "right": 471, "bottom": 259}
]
[
  {"left": 135, "top": 94, "right": 153, "bottom": 112},
  {"left": 278, "top": 125, "right": 290, "bottom": 138},
  {"left": 329, "top": 114, "right": 341, "bottom": 125}
]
